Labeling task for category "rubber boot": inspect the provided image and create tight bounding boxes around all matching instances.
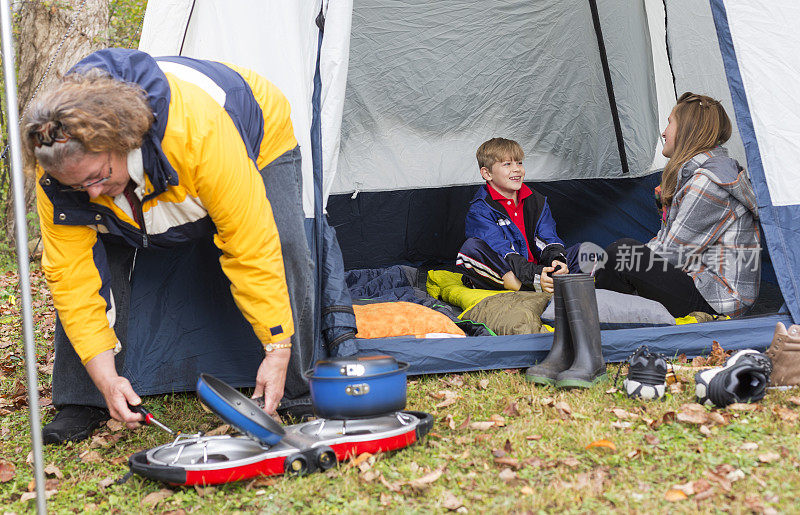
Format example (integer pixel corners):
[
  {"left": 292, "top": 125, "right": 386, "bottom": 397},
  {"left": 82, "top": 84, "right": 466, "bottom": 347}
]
[
  {"left": 766, "top": 322, "right": 800, "bottom": 386},
  {"left": 525, "top": 275, "right": 573, "bottom": 385},
  {"left": 555, "top": 274, "right": 606, "bottom": 388}
]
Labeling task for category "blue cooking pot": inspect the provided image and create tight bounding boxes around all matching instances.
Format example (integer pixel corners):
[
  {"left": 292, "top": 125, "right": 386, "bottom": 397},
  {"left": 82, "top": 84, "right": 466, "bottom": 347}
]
[{"left": 304, "top": 359, "right": 409, "bottom": 419}]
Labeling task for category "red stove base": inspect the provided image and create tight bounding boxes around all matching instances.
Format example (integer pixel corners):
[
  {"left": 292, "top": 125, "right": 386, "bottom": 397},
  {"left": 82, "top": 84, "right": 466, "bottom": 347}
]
[{"left": 129, "top": 411, "right": 433, "bottom": 486}]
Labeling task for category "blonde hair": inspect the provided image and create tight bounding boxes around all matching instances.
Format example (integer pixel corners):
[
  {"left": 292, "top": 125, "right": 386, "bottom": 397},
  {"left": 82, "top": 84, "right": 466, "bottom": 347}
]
[
  {"left": 22, "top": 68, "right": 154, "bottom": 172},
  {"left": 476, "top": 137, "right": 524, "bottom": 170},
  {"left": 661, "top": 92, "right": 731, "bottom": 206}
]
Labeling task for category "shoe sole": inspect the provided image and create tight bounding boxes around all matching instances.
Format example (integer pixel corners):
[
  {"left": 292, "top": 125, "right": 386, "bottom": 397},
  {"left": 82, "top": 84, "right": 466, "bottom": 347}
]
[
  {"left": 555, "top": 373, "right": 607, "bottom": 389},
  {"left": 525, "top": 374, "right": 556, "bottom": 385}
]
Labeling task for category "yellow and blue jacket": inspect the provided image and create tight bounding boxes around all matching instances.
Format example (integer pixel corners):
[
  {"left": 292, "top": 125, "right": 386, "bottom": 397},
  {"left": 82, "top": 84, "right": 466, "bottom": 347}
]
[{"left": 36, "top": 49, "right": 297, "bottom": 364}]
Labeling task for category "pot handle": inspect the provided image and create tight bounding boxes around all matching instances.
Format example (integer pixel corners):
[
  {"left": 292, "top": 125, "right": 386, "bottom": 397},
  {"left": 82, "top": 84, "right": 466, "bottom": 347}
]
[
  {"left": 403, "top": 411, "right": 434, "bottom": 441},
  {"left": 128, "top": 449, "right": 187, "bottom": 485}
]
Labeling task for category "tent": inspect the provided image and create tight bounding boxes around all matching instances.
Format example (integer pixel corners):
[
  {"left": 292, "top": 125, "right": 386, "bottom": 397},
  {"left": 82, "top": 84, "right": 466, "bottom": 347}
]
[{"left": 135, "top": 0, "right": 799, "bottom": 378}]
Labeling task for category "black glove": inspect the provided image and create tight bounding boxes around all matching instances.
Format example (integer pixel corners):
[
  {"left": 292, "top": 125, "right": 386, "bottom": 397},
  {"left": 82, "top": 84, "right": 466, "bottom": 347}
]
[{"left": 539, "top": 244, "right": 567, "bottom": 270}]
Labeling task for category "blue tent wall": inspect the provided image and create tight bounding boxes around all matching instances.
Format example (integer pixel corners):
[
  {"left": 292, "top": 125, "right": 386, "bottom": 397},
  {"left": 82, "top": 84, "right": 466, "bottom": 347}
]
[{"left": 710, "top": 0, "right": 799, "bottom": 324}]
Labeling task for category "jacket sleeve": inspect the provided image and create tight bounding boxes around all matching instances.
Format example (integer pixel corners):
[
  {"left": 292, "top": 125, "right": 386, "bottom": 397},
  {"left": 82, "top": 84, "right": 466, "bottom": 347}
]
[
  {"left": 190, "top": 108, "right": 294, "bottom": 346},
  {"left": 506, "top": 253, "right": 546, "bottom": 291},
  {"left": 36, "top": 178, "right": 119, "bottom": 364},
  {"left": 650, "top": 174, "right": 730, "bottom": 266},
  {"left": 464, "top": 204, "right": 519, "bottom": 258},
  {"left": 532, "top": 198, "right": 566, "bottom": 265}
]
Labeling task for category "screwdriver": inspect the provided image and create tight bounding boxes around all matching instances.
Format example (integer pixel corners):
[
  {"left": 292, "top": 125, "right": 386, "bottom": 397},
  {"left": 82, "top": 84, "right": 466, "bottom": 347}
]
[{"left": 127, "top": 403, "right": 176, "bottom": 435}]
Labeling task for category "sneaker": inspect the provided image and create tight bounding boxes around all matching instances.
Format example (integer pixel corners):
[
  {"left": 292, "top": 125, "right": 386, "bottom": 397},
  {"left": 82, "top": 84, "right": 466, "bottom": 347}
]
[
  {"left": 42, "top": 405, "right": 110, "bottom": 445},
  {"left": 622, "top": 346, "right": 667, "bottom": 400},
  {"left": 695, "top": 350, "right": 772, "bottom": 408}
]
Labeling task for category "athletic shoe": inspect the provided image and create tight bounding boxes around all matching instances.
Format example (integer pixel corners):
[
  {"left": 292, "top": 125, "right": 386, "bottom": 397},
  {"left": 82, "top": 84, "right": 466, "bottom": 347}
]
[
  {"left": 42, "top": 405, "right": 110, "bottom": 445},
  {"left": 622, "top": 346, "right": 667, "bottom": 400},
  {"left": 694, "top": 350, "right": 772, "bottom": 408}
]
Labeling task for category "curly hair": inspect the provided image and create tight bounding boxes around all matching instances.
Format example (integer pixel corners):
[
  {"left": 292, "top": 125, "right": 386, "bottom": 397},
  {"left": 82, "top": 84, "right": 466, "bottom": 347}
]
[
  {"left": 22, "top": 68, "right": 154, "bottom": 172},
  {"left": 660, "top": 92, "right": 732, "bottom": 206}
]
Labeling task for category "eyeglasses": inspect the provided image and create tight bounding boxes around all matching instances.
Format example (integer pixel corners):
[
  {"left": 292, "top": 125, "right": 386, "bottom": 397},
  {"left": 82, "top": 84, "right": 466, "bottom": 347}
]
[{"left": 59, "top": 155, "right": 112, "bottom": 192}]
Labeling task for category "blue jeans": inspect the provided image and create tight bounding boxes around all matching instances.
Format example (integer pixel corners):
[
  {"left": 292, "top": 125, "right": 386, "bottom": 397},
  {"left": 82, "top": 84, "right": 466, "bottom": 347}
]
[{"left": 52, "top": 146, "right": 314, "bottom": 408}]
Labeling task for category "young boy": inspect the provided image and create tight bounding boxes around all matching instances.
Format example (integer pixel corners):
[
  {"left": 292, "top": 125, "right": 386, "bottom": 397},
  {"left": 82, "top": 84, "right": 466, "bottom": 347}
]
[{"left": 456, "top": 138, "right": 577, "bottom": 293}]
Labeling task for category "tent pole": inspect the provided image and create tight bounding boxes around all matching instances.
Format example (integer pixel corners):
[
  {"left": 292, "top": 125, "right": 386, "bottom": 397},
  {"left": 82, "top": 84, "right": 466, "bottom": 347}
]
[{"left": 0, "top": 0, "right": 47, "bottom": 512}]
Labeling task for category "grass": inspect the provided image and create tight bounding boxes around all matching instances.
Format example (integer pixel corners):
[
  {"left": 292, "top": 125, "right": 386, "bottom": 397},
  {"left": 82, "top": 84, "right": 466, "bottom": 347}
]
[{"left": 1, "top": 264, "right": 799, "bottom": 513}]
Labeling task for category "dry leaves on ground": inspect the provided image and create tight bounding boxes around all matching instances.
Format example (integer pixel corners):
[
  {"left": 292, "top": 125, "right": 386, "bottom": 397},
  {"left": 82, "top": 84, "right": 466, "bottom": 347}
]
[
  {"left": 442, "top": 491, "right": 463, "bottom": 511},
  {"left": 142, "top": 488, "right": 174, "bottom": 507},
  {"left": 408, "top": 465, "right": 446, "bottom": 491},
  {"left": 205, "top": 424, "right": 231, "bottom": 436},
  {"left": 43, "top": 463, "right": 63, "bottom": 479},
  {"left": 586, "top": 439, "right": 616, "bottom": 452},
  {"left": 0, "top": 459, "right": 16, "bottom": 482},
  {"left": 80, "top": 450, "right": 104, "bottom": 464}
]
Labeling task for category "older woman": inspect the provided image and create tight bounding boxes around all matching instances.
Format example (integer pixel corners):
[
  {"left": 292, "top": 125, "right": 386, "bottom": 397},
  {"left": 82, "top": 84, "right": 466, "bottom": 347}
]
[{"left": 23, "top": 49, "right": 315, "bottom": 444}]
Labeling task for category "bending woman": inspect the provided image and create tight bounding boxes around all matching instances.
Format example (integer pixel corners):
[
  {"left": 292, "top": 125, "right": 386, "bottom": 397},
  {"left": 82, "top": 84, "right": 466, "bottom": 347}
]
[
  {"left": 594, "top": 92, "right": 760, "bottom": 318},
  {"left": 23, "top": 49, "right": 316, "bottom": 444}
]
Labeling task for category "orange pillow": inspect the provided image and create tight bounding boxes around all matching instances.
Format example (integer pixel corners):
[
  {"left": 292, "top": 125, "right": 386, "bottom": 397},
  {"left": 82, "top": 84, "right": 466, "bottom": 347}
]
[{"left": 353, "top": 302, "right": 466, "bottom": 339}]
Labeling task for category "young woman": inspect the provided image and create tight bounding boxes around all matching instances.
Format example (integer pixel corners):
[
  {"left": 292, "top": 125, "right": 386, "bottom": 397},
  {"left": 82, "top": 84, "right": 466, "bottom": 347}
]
[{"left": 594, "top": 92, "right": 760, "bottom": 318}]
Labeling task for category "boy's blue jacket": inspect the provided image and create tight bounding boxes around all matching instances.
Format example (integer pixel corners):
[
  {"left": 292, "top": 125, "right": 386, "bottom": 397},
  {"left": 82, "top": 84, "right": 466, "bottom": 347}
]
[{"left": 465, "top": 184, "right": 566, "bottom": 266}]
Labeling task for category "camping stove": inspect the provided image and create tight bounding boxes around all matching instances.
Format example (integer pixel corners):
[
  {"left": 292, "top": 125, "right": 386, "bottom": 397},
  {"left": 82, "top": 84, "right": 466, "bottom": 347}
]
[{"left": 129, "top": 410, "right": 433, "bottom": 485}]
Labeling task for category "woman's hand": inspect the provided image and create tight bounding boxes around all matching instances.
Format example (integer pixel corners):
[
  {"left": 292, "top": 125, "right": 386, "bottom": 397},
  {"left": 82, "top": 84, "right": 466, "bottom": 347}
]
[
  {"left": 85, "top": 350, "right": 143, "bottom": 429},
  {"left": 252, "top": 341, "right": 291, "bottom": 415},
  {"left": 541, "top": 266, "right": 556, "bottom": 293}
]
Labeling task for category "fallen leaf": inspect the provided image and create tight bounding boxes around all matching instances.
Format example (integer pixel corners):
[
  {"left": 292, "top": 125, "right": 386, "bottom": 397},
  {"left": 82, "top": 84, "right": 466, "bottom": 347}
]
[
  {"left": 788, "top": 396, "right": 800, "bottom": 406},
  {"left": 20, "top": 490, "right": 57, "bottom": 502},
  {"left": 554, "top": 401, "right": 572, "bottom": 419},
  {"left": 520, "top": 486, "right": 535, "bottom": 495},
  {"left": 249, "top": 476, "right": 276, "bottom": 488},
  {"left": 727, "top": 403, "right": 758, "bottom": 412},
  {"left": 489, "top": 414, "right": 506, "bottom": 427},
  {"left": 503, "top": 439, "right": 513, "bottom": 454},
  {"left": 351, "top": 452, "right": 373, "bottom": 468},
  {"left": 699, "top": 425, "right": 712, "bottom": 436},
  {"left": 457, "top": 415, "right": 471, "bottom": 431},
  {"left": 28, "top": 478, "right": 59, "bottom": 492},
  {"left": 205, "top": 424, "right": 231, "bottom": 436},
  {"left": 379, "top": 492, "right": 393, "bottom": 505},
  {"left": 98, "top": 478, "right": 115, "bottom": 489},
  {"left": 106, "top": 419, "right": 124, "bottom": 432},
  {"left": 673, "top": 481, "right": 695, "bottom": 496},
  {"left": 408, "top": 466, "right": 445, "bottom": 490},
  {"left": 379, "top": 475, "right": 402, "bottom": 492},
  {"left": 611, "top": 421, "right": 632, "bottom": 429},
  {"left": 502, "top": 401, "right": 520, "bottom": 417},
  {"left": 0, "top": 459, "right": 16, "bottom": 482},
  {"left": 361, "top": 470, "right": 381, "bottom": 482},
  {"left": 605, "top": 387, "right": 619, "bottom": 394},
  {"left": 611, "top": 408, "right": 637, "bottom": 420},
  {"left": 442, "top": 491, "right": 463, "bottom": 511},
  {"left": 541, "top": 397, "right": 555, "bottom": 407},
  {"left": 44, "top": 463, "right": 63, "bottom": 479},
  {"left": 444, "top": 414, "right": 456, "bottom": 430},
  {"left": 774, "top": 407, "right": 799, "bottom": 422},
  {"left": 586, "top": 439, "right": 617, "bottom": 452},
  {"left": 493, "top": 457, "right": 521, "bottom": 469},
  {"left": 526, "top": 434, "right": 542, "bottom": 441},
  {"left": 758, "top": 451, "right": 780, "bottom": 463},
  {"left": 498, "top": 468, "right": 517, "bottom": 482},
  {"left": 445, "top": 375, "right": 465, "bottom": 388},
  {"left": 559, "top": 457, "right": 580, "bottom": 468},
  {"left": 665, "top": 489, "right": 689, "bottom": 502},
  {"left": 644, "top": 433, "right": 660, "bottom": 446},
  {"left": 435, "top": 397, "right": 458, "bottom": 409},
  {"left": 80, "top": 450, "right": 103, "bottom": 464},
  {"left": 677, "top": 404, "right": 709, "bottom": 425},
  {"left": 469, "top": 421, "right": 495, "bottom": 431},
  {"left": 739, "top": 442, "right": 759, "bottom": 451},
  {"left": 142, "top": 488, "right": 173, "bottom": 507},
  {"left": 478, "top": 379, "right": 490, "bottom": 390},
  {"left": 110, "top": 456, "right": 128, "bottom": 466},
  {"left": 90, "top": 435, "right": 110, "bottom": 449},
  {"left": 524, "top": 456, "right": 544, "bottom": 468}
]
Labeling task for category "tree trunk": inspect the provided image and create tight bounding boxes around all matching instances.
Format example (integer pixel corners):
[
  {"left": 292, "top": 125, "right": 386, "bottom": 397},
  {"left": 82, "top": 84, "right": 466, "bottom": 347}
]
[{"left": 4, "top": 0, "right": 109, "bottom": 251}]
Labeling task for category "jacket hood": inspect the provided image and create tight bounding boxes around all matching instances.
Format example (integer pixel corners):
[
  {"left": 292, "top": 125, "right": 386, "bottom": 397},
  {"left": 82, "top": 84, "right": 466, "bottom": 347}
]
[
  {"left": 679, "top": 146, "right": 759, "bottom": 220},
  {"left": 70, "top": 49, "right": 178, "bottom": 198}
]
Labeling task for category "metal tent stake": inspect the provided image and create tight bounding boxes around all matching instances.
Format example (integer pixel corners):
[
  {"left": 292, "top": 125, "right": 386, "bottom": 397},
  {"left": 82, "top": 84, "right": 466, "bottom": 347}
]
[{"left": 0, "top": 0, "right": 47, "bottom": 512}]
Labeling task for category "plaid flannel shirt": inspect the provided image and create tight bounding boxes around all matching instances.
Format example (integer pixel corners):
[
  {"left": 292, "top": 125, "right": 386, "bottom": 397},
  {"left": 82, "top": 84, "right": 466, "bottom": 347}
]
[{"left": 646, "top": 147, "right": 761, "bottom": 317}]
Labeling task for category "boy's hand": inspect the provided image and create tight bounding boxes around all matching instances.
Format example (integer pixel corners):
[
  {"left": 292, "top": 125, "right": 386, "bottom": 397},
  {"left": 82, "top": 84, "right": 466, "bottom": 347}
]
[
  {"left": 551, "top": 260, "right": 569, "bottom": 275},
  {"left": 541, "top": 266, "right": 555, "bottom": 293}
]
